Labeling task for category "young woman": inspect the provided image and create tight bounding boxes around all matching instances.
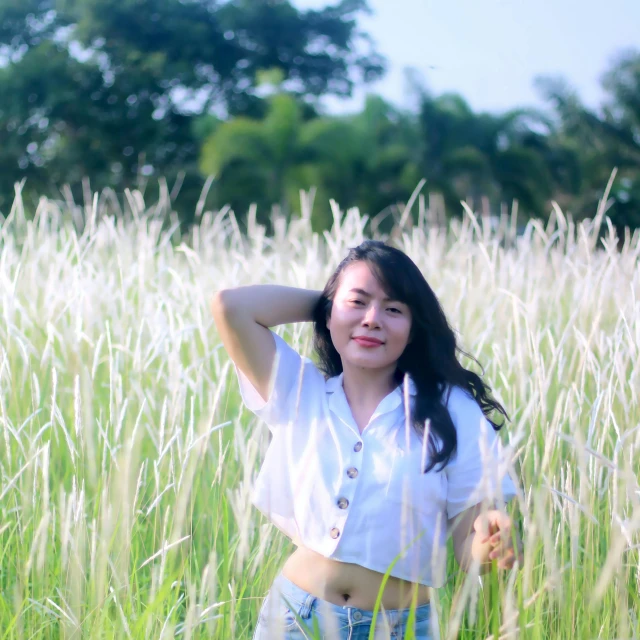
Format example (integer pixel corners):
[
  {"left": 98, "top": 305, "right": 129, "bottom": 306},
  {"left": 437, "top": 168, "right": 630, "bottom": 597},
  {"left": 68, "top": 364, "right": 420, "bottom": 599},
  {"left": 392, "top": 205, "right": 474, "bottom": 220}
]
[{"left": 211, "top": 240, "right": 523, "bottom": 640}]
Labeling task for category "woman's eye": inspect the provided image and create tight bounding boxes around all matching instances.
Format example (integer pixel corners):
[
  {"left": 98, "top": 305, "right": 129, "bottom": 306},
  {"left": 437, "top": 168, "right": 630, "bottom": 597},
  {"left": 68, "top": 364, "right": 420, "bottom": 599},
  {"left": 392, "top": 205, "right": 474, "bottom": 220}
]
[{"left": 350, "top": 300, "right": 400, "bottom": 313}]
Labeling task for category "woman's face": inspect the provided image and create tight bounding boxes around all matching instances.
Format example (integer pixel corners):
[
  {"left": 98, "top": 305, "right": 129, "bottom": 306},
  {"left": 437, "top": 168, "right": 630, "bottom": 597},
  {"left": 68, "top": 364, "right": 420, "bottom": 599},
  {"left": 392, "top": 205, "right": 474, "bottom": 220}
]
[{"left": 326, "top": 261, "right": 412, "bottom": 371}]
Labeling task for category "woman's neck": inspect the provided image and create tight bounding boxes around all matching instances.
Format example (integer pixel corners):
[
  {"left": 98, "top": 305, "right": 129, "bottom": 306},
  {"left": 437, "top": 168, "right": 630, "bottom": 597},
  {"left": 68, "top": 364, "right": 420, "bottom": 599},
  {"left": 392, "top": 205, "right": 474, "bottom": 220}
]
[{"left": 340, "top": 365, "right": 400, "bottom": 411}]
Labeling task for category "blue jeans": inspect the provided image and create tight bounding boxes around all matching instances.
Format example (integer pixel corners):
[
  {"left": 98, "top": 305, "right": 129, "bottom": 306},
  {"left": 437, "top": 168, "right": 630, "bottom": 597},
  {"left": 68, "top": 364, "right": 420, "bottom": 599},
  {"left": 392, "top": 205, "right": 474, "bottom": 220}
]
[{"left": 252, "top": 571, "right": 433, "bottom": 639}]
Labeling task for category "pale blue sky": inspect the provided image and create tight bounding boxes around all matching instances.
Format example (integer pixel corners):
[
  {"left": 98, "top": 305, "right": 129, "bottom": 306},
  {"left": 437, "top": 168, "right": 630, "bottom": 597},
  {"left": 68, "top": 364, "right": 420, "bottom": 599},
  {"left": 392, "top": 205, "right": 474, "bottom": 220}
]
[{"left": 293, "top": 0, "right": 640, "bottom": 116}]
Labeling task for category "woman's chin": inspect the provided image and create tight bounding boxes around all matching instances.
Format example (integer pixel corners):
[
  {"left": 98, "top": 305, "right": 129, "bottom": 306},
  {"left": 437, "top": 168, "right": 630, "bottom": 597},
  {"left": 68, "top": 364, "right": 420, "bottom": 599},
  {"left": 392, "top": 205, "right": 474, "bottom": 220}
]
[{"left": 344, "top": 356, "right": 394, "bottom": 370}]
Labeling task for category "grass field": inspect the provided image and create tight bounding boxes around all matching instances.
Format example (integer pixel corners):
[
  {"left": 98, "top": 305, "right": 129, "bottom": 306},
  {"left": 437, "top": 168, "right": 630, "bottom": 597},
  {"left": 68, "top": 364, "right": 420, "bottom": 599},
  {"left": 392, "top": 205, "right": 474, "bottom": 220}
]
[{"left": 0, "top": 183, "right": 638, "bottom": 639}]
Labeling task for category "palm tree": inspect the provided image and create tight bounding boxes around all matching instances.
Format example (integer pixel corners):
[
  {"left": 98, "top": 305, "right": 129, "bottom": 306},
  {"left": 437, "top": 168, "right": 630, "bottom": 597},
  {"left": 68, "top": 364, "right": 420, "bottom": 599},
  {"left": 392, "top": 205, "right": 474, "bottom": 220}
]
[
  {"left": 297, "top": 95, "right": 421, "bottom": 227},
  {"left": 199, "top": 90, "right": 421, "bottom": 231},
  {"left": 415, "top": 90, "right": 560, "bottom": 218},
  {"left": 536, "top": 50, "right": 640, "bottom": 232},
  {"left": 199, "top": 91, "right": 306, "bottom": 222}
]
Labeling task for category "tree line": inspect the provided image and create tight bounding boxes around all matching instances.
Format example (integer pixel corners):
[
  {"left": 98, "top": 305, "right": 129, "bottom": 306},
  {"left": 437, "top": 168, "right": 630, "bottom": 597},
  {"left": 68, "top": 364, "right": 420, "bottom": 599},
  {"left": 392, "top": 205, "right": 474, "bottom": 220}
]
[{"left": 0, "top": 0, "right": 638, "bottom": 234}]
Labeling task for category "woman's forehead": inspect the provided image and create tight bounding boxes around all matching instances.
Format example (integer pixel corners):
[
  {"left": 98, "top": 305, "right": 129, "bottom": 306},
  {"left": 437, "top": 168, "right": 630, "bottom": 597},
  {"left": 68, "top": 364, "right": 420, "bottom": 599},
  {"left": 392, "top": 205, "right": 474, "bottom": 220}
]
[{"left": 338, "top": 262, "right": 390, "bottom": 296}]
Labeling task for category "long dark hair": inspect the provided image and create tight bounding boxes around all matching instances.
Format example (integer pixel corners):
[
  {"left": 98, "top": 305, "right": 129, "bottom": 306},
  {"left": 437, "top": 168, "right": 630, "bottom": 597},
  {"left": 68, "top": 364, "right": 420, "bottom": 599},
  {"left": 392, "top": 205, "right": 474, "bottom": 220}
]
[{"left": 311, "top": 239, "right": 510, "bottom": 474}]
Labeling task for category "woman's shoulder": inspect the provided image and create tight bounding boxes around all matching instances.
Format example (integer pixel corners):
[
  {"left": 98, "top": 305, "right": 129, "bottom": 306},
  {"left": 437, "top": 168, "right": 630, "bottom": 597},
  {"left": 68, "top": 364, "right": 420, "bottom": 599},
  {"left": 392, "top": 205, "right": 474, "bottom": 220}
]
[
  {"left": 439, "top": 384, "right": 505, "bottom": 459},
  {"left": 440, "top": 383, "right": 475, "bottom": 407},
  {"left": 279, "top": 339, "right": 331, "bottom": 392},
  {"left": 440, "top": 384, "right": 487, "bottom": 428}
]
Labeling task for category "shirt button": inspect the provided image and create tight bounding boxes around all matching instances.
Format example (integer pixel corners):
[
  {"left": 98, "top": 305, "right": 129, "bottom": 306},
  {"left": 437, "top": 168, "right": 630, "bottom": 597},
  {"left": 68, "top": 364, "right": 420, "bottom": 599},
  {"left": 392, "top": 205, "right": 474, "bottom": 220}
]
[
  {"left": 353, "top": 442, "right": 362, "bottom": 452},
  {"left": 330, "top": 527, "right": 340, "bottom": 539},
  {"left": 337, "top": 497, "right": 349, "bottom": 509},
  {"left": 353, "top": 611, "right": 363, "bottom": 621},
  {"left": 347, "top": 467, "right": 359, "bottom": 479}
]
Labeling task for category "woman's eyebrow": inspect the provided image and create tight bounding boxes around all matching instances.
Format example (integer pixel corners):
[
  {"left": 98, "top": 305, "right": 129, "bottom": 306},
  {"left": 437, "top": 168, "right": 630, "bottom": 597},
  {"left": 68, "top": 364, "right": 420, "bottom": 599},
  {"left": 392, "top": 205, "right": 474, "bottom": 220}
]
[{"left": 348, "top": 288, "right": 400, "bottom": 303}]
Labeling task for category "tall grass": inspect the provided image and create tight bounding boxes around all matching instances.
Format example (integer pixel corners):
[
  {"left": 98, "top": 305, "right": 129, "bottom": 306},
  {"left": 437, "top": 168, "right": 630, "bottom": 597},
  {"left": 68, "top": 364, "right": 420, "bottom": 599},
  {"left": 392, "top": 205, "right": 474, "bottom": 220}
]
[{"left": 0, "top": 181, "right": 638, "bottom": 639}]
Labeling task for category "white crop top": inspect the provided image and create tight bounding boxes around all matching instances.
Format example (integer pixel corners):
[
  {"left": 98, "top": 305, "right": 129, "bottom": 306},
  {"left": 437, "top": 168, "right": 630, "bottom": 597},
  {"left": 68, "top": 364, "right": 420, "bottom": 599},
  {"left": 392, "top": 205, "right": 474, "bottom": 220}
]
[{"left": 234, "top": 330, "right": 519, "bottom": 588}]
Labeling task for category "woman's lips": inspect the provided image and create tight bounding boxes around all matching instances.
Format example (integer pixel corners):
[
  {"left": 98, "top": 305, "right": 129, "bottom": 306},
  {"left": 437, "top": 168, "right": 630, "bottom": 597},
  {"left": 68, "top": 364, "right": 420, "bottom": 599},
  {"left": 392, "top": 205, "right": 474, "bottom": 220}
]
[{"left": 353, "top": 337, "right": 384, "bottom": 348}]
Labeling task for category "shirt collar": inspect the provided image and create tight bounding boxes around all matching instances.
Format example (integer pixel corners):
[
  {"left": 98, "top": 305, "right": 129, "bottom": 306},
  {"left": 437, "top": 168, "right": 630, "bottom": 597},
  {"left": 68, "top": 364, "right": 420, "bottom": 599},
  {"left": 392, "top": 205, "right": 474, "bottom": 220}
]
[
  {"left": 325, "top": 372, "right": 417, "bottom": 432},
  {"left": 325, "top": 372, "right": 417, "bottom": 397}
]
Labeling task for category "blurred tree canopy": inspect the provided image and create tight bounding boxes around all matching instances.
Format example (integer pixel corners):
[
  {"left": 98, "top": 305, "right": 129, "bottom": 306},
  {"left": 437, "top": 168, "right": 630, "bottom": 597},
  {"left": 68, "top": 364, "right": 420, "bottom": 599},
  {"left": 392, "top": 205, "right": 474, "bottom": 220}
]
[
  {"left": 0, "top": 0, "right": 638, "bottom": 235},
  {"left": 198, "top": 78, "right": 420, "bottom": 230},
  {"left": 0, "top": 0, "right": 384, "bottom": 223},
  {"left": 536, "top": 48, "right": 640, "bottom": 233}
]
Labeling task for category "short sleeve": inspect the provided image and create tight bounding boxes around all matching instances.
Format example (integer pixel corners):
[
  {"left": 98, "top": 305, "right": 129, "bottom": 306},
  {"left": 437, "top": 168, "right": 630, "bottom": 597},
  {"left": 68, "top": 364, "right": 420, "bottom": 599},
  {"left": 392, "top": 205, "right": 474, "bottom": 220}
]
[
  {"left": 233, "top": 330, "right": 306, "bottom": 429},
  {"left": 444, "top": 386, "right": 518, "bottom": 521}
]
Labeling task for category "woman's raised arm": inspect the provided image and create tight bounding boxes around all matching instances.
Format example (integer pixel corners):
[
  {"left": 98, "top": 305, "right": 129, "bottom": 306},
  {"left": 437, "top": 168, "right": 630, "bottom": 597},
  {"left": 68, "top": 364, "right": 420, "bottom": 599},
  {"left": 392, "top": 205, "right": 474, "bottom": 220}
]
[{"left": 210, "top": 285, "right": 322, "bottom": 402}]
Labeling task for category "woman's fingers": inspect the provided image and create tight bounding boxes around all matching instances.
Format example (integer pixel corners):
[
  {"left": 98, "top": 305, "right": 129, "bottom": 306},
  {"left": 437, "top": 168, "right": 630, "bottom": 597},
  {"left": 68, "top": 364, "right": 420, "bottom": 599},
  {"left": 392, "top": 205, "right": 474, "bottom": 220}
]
[
  {"left": 490, "top": 545, "right": 514, "bottom": 567},
  {"left": 489, "top": 540, "right": 524, "bottom": 569}
]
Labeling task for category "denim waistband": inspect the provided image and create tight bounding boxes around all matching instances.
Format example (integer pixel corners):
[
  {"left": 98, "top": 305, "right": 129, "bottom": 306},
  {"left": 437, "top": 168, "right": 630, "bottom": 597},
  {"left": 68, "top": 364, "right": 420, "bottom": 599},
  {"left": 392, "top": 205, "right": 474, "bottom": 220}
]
[{"left": 271, "top": 571, "right": 431, "bottom": 623}]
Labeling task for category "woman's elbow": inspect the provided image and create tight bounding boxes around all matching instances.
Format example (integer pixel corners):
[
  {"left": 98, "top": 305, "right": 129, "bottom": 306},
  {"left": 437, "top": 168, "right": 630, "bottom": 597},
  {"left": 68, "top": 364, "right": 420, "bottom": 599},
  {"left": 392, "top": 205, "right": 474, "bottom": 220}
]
[{"left": 210, "top": 289, "right": 236, "bottom": 315}]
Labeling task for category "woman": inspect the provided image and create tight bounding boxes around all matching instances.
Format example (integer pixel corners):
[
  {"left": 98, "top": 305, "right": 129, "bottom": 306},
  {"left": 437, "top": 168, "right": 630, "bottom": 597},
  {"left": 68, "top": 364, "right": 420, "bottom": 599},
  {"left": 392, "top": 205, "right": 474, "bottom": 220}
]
[{"left": 211, "top": 240, "right": 523, "bottom": 640}]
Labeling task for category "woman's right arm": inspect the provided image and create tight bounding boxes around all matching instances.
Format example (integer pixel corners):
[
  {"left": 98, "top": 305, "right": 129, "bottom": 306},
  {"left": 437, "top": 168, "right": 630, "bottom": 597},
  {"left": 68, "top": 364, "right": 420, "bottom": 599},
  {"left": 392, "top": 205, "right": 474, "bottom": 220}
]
[{"left": 210, "top": 285, "right": 323, "bottom": 403}]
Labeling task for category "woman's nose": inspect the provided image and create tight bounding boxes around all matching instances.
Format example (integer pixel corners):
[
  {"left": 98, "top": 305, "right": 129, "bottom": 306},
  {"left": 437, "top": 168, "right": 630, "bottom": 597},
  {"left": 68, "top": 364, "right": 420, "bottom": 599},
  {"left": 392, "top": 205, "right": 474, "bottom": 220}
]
[{"left": 362, "top": 304, "right": 381, "bottom": 325}]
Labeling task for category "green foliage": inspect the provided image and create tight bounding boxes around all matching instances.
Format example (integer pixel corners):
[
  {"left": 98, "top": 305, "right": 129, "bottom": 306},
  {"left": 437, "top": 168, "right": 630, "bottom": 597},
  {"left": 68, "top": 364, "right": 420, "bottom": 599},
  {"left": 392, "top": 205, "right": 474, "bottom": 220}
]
[
  {"left": 199, "top": 92, "right": 305, "bottom": 224},
  {"left": 198, "top": 92, "right": 421, "bottom": 231},
  {"left": 0, "top": 0, "right": 639, "bottom": 233},
  {"left": 0, "top": 0, "right": 384, "bottom": 216},
  {"left": 535, "top": 48, "right": 640, "bottom": 233}
]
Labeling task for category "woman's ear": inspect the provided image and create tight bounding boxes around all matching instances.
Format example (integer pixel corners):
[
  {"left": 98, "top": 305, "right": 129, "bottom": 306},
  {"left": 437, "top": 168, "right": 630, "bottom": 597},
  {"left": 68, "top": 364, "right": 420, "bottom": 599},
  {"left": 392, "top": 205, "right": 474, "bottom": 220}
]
[{"left": 325, "top": 298, "right": 332, "bottom": 330}]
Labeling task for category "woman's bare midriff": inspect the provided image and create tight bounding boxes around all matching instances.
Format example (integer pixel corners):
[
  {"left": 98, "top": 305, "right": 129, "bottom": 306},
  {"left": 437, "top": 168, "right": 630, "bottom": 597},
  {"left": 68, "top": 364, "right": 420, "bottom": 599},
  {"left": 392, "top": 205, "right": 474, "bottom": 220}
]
[{"left": 281, "top": 545, "right": 430, "bottom": 611}]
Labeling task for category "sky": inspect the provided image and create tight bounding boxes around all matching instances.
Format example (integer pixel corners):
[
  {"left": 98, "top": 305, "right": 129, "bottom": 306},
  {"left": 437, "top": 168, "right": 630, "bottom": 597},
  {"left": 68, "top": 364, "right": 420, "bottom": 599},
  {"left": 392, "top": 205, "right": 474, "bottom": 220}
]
[{"left": 293, "top": 0, "right": 640, "bottom": 116}]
